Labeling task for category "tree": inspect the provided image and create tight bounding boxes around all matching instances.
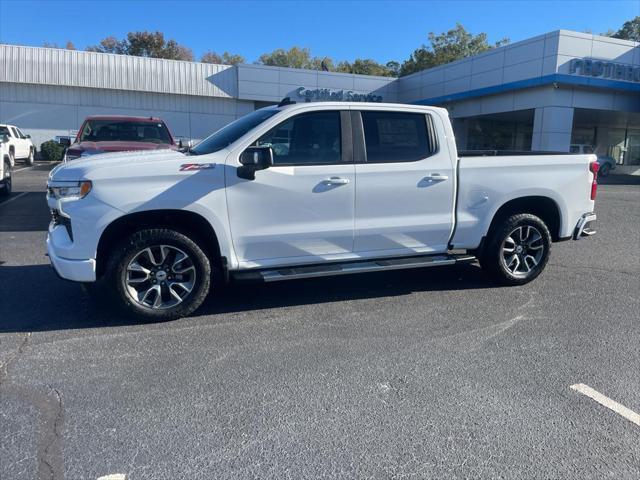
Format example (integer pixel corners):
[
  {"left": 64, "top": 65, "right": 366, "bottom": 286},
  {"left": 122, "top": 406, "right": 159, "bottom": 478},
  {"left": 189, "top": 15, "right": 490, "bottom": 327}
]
[
  {"left": 336, "top": 58, "right": 396, "bottom": 77},
  {"left": 42, "top": 41, "right": 76, "bottom": 50},
  {"left": 611, "top": 16, "right": 640, "bottom": 42},
  {"left": 86, "top": 36, "right": 127, "bottom": 54},
  {"left": 86, "top": 31, "right": 193, "bottom": 61},
  {"left": 400, "top": 23, "right": 509, "bottom": 76},
  {"left": 385, "top": 61, "right": 401, "bottom": 77},
  {"left": 221, "top": 52, "right": 245, "bottom": 65},
  {"left": 201, "top": 51, "right": 245, "bottom": 65},
  {"left": 257, "top": 47, "right": 327, "bottom": 69}
]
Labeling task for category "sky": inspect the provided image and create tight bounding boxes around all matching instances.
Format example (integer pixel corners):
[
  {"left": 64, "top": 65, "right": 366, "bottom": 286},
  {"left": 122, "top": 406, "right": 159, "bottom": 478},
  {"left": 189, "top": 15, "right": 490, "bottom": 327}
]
[{"left": 0, "top": 0, "right": 638, "bottom": 64}]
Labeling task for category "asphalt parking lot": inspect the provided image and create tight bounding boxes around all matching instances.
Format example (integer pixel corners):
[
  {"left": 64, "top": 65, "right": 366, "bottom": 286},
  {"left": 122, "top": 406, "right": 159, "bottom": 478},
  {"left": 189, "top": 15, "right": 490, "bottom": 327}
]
[{"left": 1, "top": 164, "right": 639, "bottom": 480}]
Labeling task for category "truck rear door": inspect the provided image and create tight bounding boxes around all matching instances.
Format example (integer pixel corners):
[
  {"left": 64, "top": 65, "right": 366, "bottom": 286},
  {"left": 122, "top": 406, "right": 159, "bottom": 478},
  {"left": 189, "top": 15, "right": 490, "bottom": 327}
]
[{"left": 352, "top": 109, "right": 456, "bottom": 255}]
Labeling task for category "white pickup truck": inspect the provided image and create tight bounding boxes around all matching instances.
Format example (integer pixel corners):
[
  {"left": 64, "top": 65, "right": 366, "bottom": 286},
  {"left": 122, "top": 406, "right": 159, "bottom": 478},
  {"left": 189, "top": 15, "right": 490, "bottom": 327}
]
[
  {"left": 1, "top": 134, "right": 13, "bottom": 197},
  {"left": 46, "top": 102, "right": 598, "bottom": 319},
  {"left": 0, "top": 124, "right": 35, "bottom": 166}
]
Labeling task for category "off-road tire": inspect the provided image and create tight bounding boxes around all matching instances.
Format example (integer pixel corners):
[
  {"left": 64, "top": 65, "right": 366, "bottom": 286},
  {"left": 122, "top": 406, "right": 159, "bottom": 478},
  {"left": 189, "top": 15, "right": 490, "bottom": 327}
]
[
  {"left": 104, "top": 228, "right": 211, "bottom": 320},
  {"left": 480, "top": 213, "right": 551, "bottom": 286}
]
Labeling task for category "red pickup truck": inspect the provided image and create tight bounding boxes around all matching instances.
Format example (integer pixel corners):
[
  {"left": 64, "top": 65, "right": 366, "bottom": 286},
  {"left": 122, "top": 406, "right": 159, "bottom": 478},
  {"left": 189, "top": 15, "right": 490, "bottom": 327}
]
[{"left": 62, "top": 115, "right": 179, "bottom": 161}]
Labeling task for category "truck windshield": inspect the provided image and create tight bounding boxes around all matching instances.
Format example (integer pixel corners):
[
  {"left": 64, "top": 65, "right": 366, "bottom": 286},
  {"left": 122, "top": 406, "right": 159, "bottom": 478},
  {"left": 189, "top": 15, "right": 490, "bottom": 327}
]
[
  {"left": 191, "top": 108, "right": 280, "bottom": 155},
  {"left": 79, "top": 120, "right": 172, "bottom": 144}
]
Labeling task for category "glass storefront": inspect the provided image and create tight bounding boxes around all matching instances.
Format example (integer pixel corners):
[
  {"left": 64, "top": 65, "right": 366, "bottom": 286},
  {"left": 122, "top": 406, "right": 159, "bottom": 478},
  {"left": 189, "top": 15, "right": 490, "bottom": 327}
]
[
  {"left": 453, "top": 110, "right": 534, "bottom": 151},
  {"left": 571, "top": 109, "right": 640, "bottom": 166}
]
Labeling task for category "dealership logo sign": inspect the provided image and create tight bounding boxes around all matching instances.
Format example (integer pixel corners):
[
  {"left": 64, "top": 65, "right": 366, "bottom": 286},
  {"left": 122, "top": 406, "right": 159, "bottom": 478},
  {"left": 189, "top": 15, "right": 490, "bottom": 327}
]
[
  {"left": 569, "top": 58, "right": 640, "bottom": 83},
  {"left": 295, "top": 87, "right": 383, "bottom": 102}
]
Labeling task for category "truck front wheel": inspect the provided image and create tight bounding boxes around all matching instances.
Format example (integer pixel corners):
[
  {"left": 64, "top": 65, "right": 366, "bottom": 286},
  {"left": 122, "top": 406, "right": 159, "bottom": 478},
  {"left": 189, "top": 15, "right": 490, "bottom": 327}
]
[
  {"left": 105, "top": 229, "right": 211, "bottom": 320},
  {"left": 480, "top": 213, "right": 551, "bottom": 286}
]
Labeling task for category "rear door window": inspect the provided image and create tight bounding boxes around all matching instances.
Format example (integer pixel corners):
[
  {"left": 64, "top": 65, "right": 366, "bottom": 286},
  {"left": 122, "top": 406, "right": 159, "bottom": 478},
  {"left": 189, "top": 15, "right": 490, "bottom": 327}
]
[{"left": 361, "top": 111, "right": 431, "bottom": 163}]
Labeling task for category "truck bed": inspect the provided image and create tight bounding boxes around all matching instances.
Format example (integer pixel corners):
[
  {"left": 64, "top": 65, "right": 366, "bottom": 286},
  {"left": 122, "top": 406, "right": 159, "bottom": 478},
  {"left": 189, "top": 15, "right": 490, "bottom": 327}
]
[{"left": 451, "top": 152, "right": 597, "bottom": 249}]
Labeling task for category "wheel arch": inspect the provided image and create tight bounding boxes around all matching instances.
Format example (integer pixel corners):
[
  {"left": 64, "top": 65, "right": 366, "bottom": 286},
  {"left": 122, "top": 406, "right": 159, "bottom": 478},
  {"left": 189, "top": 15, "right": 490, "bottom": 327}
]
[
  {"left": 485, "top": 196, "right": 562, "bottom": 243},
  {"left": 95, "top": 209, "right": 224, "bottom": 279}
]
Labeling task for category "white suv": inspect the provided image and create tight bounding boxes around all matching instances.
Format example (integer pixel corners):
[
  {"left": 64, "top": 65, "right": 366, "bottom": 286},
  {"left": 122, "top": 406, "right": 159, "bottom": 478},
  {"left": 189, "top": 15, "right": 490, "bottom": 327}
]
[{"left": 0, "top": 124, "right": 35, "bottom": 166}]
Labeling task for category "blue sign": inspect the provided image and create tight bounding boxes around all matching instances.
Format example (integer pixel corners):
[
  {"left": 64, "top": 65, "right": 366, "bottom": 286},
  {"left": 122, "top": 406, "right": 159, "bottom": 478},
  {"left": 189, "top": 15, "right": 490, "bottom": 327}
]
[{"left": 570, "top": 58, "right": 640, "bottom": 83}]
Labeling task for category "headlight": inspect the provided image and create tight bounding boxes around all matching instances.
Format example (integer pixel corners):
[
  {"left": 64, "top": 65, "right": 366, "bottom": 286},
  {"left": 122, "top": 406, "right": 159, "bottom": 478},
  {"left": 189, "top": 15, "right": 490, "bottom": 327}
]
[{"left": 47, "top": 181, "right": 92, "bottom": 200}]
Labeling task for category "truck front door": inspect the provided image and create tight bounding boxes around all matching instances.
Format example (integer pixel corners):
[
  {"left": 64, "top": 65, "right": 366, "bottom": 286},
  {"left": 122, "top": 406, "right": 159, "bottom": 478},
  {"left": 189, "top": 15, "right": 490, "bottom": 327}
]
[
  {"left": 353, "top": 109, "right": 456, "bottom": 255},
  {"left": 226, "top": 110, "right": 355, "bottom": 268}
]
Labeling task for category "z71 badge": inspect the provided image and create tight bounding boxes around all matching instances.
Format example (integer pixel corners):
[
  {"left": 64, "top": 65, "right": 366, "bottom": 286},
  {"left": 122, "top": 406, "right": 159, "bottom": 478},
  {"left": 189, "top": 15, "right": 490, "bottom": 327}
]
[{"left": 179, "top": 163, "right": 216, "bottom": 171}]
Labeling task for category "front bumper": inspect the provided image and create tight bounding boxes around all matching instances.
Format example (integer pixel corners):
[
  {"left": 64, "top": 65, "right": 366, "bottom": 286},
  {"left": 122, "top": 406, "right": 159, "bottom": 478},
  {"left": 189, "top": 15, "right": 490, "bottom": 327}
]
[
  {"left": 46, "top": 228, "right": 96, "bottom": 282},
  {"left": 573, "top": 212, "right": 596, "bottom": 240}
]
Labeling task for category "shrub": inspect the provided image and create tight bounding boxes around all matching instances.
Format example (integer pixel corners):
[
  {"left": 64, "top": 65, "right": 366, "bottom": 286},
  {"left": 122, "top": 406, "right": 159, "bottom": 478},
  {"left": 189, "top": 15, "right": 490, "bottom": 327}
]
[{"left": 40, "top": 140, "right": 65, "bottom": 162}]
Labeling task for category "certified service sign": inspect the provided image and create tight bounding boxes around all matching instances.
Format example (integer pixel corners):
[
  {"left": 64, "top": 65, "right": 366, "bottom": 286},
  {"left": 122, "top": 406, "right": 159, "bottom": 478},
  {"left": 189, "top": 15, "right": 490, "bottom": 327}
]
[{"left": 295, "top": 87, "right": 383, "bottom": 102}]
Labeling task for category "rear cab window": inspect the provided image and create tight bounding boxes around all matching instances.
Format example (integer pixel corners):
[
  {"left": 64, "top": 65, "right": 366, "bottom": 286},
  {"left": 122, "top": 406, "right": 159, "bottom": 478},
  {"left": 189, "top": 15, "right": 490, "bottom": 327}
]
[{"left": 361, "top": 111, "right": 434, "bottom": 163}]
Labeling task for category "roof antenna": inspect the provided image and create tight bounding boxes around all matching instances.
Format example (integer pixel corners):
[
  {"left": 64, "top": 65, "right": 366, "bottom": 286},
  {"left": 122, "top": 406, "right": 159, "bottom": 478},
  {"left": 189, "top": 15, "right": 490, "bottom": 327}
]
[{"left": 278, "top": 97, "right": 296, "bottom": 107}]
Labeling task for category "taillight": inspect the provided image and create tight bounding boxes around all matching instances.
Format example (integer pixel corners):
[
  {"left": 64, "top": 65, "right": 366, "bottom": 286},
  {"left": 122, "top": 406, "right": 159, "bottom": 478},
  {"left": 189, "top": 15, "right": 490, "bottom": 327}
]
[{"left": 589, "top": 161, "right": 599, "bottom": 200}]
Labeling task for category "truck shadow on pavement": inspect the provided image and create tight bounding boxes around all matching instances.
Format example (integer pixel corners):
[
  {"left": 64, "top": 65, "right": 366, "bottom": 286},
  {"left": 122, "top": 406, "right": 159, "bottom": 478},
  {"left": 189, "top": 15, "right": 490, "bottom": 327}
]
[{"left": 0, "top": 263, "right": 496, "bottom": 333}]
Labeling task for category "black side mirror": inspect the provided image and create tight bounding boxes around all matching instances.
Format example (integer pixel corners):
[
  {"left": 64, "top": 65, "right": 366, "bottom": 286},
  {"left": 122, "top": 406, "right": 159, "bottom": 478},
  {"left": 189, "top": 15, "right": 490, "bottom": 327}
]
[
  {"left": 178, "top": 138, "right": 193, "bottom": 150},
  {"left": 25, "top": 134, "right": 31, "bottom": 139},
  {"left": 58, "top": 137, "right": 71, "bottom": 147},
  {"left": 238, "top": 146, "right": 273, "bottom": 180}
]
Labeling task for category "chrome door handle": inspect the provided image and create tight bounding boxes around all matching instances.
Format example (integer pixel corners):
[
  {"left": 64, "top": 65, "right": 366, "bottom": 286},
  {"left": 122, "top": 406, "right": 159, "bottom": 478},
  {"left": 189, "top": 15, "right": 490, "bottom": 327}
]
[
  {"left": 428, "top": 173, "right": 449, "bottom": 181},
  {"left": 324, "top": 177, "right": 350, "bottom": 185}
]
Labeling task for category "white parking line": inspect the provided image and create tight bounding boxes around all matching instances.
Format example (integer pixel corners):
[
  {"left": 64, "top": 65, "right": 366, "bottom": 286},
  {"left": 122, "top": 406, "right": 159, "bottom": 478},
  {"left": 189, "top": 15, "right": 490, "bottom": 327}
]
[
  {"left": 570, "top": 383, "right": 640, "bottom": 427},
  {"left": 12, "top": 165, "right": 34, "bottom": 173},
  {"left": 0, "top": 191, "right": 28, "bottom": 206},
  {"left": 97, "top": 474, "right": 126, "bottom": 480}
]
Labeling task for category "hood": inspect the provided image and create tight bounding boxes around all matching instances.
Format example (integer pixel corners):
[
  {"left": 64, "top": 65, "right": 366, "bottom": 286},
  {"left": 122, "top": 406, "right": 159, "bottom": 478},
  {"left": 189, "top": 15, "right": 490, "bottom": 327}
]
[
  {"left": 71, "top": 140, "right": 177, "bottom": 153},
  {"left": 50, "top": 149, "right": 192, "bottom": 182}
]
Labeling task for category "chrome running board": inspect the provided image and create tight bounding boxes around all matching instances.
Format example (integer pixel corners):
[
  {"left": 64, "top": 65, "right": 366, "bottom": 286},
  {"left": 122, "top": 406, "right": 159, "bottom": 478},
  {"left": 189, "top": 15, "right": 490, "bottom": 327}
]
[{"left": 233, "top": 254, "right": 476, "bottom": 283}]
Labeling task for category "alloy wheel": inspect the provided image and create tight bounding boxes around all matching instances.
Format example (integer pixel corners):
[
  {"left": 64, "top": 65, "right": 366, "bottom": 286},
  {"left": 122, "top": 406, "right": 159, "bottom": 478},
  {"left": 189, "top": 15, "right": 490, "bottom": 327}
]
[
  {"left": 501, "top": 225, "right": 545, "bottom": 277},
  {"left": 125, "top": 245, "right": 197, "bottom": 309},
  {"left": 3, "top": 163, "right": 10, "bottom": 190}
]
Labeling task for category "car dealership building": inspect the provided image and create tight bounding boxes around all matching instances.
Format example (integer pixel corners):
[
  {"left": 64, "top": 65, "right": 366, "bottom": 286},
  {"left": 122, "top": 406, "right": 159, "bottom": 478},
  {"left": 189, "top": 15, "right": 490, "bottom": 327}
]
[{"left": 1, "top": 29, "right": 638, "bottom": 172}]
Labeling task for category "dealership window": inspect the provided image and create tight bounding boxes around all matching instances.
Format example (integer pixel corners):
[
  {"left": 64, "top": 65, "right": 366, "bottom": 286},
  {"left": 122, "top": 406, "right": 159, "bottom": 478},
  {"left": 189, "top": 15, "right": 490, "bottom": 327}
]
[
  {"left": 463, "top": 110, "right": 534, "bottom": 151},
  {"left": 571, "top": 109, "right": 640, "bottom": 166},
  {"left": 361, "top": 111, "right": 431, "bottom": 163},
  {"left": 256, "top": 111, "right": 342, "bottom": 165}
]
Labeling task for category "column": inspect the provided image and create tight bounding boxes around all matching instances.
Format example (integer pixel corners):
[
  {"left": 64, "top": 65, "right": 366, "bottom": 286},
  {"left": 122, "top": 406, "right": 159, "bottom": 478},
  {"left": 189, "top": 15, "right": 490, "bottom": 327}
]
[{"left": 531, "top": 106, "right": 574, "bottom": 152}]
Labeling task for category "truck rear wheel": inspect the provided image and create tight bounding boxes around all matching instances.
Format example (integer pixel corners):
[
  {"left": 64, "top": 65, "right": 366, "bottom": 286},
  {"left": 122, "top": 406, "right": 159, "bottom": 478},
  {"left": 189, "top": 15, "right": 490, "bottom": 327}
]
[
  {"left": 0, "top": 160, "right": 11, "bottom": 197},
  {"left": 26, "top": 148, "right": 34, "bottom": 166},
  {"left": 480, "top": 213, "right": 551, "bottom": 285},
  {"left": 105, "top": 229, "right": 211, "bottom": 320}
]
